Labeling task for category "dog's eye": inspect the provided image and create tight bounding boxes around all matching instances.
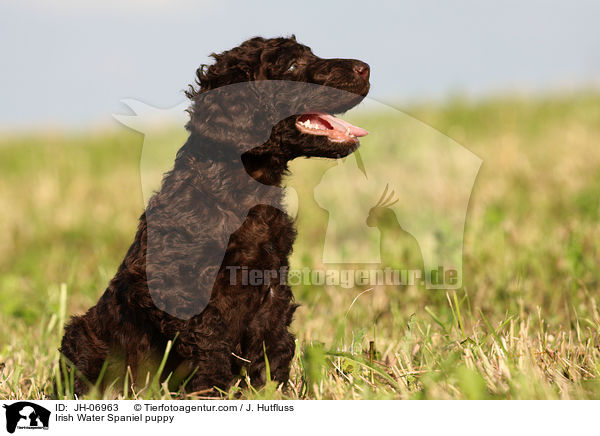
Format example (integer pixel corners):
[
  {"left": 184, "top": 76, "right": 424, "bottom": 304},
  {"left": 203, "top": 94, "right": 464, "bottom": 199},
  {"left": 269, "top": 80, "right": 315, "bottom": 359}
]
[{"left": 287, "top": 63, "right": 298, "bottom": 72}]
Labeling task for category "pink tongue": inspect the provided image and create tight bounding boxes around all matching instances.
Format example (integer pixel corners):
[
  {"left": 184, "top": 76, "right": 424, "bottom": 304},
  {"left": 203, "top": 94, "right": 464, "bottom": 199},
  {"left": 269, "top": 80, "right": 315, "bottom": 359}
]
[{"left": 315, "top": 112, "right": 369, "bottom": 137}]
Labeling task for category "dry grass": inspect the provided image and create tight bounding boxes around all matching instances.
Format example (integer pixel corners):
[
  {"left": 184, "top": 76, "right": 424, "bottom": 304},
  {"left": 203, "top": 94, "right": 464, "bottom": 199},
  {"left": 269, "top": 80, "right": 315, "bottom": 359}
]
[{"left": 1, "top": 92, "right": 599, "bottom": 399}]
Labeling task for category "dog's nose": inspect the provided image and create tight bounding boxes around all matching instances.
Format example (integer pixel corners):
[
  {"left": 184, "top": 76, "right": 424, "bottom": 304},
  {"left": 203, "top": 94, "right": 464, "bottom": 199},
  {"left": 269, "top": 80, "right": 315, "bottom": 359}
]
[{"left": 353, "top": 61, "right": 370, "bottom": 80}]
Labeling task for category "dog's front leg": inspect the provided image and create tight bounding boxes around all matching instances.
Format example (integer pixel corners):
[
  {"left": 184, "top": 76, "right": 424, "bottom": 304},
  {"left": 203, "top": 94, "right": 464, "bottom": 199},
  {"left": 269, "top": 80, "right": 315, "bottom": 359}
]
[
  {"left": 242, "top": 285, "right": 297, "bottom": 387},
  {"left": 170, "top": 305, "right": 234, "bottom": 395}
]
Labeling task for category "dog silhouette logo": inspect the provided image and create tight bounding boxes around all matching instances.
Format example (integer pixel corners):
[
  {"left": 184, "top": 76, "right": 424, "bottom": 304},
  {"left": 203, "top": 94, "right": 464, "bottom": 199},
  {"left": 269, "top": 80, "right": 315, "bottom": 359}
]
[
  {"left": 2, "top": 402, "right": 50, "bottom": 433},
  {"left": 115, "top": 92, "right": 482, "bottom": 317}
]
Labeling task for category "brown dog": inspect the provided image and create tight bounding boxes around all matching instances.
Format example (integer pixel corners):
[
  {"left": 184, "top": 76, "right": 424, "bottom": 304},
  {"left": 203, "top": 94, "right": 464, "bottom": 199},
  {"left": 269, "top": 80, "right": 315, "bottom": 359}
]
[{"left": 60, "top": 36, "right": 370, "bottom": 396}]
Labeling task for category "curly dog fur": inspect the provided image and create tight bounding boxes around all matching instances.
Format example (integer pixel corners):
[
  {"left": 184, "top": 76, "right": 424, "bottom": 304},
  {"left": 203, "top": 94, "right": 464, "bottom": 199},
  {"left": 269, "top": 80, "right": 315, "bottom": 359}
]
[{"left": 59, "top": 36, "right": 370, "bottom": 396}]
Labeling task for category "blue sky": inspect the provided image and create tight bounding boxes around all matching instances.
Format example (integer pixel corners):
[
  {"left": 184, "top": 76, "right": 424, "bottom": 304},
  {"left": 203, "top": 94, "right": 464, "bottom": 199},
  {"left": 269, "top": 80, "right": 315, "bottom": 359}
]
[{"left": 1, "top": 0, "right": 599, "bottom": 128}]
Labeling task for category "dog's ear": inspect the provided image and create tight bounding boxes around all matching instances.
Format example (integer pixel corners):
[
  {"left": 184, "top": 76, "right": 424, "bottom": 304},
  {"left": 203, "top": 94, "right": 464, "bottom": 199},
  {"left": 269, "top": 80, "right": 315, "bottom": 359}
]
[
  {"left": 184, "top": 38, "right": 277, "bottom": 153},
  {"left": 186, "top": 79, "right": 315, "bottom": 154},
  {"left": 186, "top": 81, "right": 276, "bottom": 154}
]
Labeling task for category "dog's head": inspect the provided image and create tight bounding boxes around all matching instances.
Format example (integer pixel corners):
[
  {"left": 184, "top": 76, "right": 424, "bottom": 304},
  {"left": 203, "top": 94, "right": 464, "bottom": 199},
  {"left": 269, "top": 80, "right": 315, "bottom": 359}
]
[{"left": 186, "top": 36, "right": 370, "bottom": 159}]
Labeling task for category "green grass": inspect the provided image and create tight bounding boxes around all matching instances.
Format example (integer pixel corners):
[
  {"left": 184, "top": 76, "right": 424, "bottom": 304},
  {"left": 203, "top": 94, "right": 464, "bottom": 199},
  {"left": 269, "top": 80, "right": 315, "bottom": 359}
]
[{"left": 1, "top": 92, "right": 599, "bottom": 399}]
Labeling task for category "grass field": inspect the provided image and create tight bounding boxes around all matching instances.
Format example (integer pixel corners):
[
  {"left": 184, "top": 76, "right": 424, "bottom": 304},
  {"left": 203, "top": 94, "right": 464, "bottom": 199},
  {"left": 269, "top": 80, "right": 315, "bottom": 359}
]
[{"left": 1, "top": 92, "right": 599, "bottom": 399}]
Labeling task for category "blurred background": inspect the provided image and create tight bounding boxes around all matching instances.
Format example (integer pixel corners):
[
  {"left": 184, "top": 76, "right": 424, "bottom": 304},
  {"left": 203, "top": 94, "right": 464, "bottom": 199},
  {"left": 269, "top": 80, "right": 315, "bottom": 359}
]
[
  {"left": 1, "top": 1, "right": 600, "bottom": 399},
  {"left": 1, "top": 0, "right": 599, "bottom": 129}
]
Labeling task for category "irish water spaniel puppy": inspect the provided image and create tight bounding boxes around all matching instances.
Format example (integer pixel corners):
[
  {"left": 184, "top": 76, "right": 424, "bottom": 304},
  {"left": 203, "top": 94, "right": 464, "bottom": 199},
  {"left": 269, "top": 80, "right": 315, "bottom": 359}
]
[{"left": 59, "top": 35, "right": 370, "bottom": 396}]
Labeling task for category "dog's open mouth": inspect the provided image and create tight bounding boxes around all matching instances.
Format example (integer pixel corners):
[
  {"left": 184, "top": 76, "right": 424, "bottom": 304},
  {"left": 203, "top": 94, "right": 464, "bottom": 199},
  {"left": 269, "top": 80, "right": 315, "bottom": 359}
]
[{"left": 295, "top": 112, "right": 368, "bottom": 143}]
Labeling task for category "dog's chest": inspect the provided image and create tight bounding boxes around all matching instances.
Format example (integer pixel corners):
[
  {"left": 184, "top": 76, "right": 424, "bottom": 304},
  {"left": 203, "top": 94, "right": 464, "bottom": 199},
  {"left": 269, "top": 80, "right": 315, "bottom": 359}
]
[{"left": 227, "top": 203, "right": 295, "bottom": 267}]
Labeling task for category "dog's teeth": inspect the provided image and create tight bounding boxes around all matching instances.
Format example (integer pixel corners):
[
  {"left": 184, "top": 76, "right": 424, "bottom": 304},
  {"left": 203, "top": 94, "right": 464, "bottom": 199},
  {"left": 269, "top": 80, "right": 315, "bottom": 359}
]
[{"left": 299, "top": 119, "right": 327, "bottom": 130}]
